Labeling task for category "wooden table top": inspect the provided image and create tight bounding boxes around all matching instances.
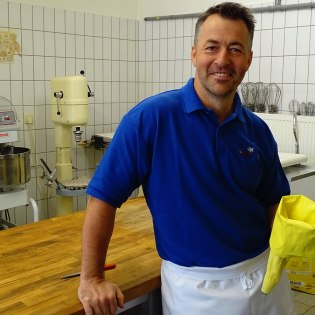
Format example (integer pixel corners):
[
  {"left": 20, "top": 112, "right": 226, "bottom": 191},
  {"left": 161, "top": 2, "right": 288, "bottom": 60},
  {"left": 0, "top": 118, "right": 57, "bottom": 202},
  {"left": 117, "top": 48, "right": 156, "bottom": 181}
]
[{"left": 0, "top": 197, "right": 161, "bottom": 315}]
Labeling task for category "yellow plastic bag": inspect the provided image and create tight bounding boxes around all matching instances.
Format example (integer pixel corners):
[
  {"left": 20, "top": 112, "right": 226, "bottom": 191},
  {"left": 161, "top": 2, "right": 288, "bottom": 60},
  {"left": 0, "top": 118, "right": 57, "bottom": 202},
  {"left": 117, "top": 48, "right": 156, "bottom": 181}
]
[{"left": 261, "top": 195, "right": 315, "bottom": 294}]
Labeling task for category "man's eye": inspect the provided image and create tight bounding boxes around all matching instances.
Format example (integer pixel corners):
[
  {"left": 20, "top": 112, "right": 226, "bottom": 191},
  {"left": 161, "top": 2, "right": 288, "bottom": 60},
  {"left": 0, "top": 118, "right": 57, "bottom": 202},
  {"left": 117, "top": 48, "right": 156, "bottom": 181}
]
[
  {"left": 205, "top": 46, "right": 217, "bottom": 52},
  {"left": 230, "top": 48, "right": 242, "bottom": 54}
]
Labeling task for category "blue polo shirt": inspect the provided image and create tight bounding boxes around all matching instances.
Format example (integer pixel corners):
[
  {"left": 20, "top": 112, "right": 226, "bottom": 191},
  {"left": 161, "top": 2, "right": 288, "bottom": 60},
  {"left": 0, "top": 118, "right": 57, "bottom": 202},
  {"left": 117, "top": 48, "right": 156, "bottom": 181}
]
[{"left": 87, "top": 78, "right": 290, "bottom": 267}]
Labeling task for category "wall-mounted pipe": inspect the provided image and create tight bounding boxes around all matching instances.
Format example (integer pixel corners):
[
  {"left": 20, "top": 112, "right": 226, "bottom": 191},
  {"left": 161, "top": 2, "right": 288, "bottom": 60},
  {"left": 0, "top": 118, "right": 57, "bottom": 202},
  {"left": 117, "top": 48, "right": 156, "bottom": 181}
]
[{"left": 144, "top": 2, "right": 315, "bottom": 21}]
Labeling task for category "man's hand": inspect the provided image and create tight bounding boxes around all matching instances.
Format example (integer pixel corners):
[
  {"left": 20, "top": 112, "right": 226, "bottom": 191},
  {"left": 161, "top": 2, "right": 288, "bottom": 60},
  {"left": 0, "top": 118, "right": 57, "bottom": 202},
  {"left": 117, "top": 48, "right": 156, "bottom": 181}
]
[{"left": 78, "top": 277, "right": 124, "bottom": 315}]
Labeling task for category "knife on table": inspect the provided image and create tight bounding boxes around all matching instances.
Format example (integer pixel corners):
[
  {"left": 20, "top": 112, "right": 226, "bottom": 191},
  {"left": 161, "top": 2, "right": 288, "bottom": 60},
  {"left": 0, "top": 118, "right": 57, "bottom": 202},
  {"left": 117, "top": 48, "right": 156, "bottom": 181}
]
[{"left": 61, "top": 263, "right": 116, "bottom": 279}]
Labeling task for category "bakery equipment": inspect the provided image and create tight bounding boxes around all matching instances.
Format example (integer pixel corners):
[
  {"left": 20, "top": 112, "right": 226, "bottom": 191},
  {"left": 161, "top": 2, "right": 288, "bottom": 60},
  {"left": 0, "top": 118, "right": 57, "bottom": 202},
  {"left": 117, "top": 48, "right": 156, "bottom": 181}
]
[
  {"left": 266, "top": 83, "right": 281, "bottom": 113},
  {"left": 50, "top": 73, "right": 93, "bottom": 216},
  {"left": 0, "top": 96, "right": 38, "bottom": 227},
  {"left": 240, "top": 82, "right": 256, "bottom": 112},
  {"left": 254, "top": 82, "right": 267, "bottom": 113}
]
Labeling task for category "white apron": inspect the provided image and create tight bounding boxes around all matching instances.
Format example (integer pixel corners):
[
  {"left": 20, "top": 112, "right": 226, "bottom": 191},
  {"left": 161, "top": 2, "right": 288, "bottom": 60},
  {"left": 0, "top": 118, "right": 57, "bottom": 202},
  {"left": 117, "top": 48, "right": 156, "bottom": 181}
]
[{"left": 161, "top": 249, "right": 296, "bottom": 315}]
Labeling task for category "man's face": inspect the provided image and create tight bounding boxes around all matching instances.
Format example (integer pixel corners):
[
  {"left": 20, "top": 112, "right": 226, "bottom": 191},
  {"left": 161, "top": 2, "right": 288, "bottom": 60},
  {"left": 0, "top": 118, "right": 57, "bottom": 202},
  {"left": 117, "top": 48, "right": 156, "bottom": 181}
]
[{"left": 192, "top": 14, "right": 253, "bottom": 101}]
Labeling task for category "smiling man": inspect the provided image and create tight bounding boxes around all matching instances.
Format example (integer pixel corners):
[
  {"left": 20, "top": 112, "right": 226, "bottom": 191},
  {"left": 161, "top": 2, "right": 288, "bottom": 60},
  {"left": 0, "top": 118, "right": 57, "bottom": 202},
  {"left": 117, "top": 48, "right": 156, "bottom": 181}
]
[{"left": 78, "top": 3, "right": 296, "bottom": 315}]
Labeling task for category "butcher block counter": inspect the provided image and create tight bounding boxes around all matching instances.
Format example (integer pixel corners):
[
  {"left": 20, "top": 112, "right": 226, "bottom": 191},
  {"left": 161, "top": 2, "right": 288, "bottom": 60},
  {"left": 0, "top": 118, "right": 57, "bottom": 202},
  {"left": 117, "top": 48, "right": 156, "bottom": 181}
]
[{"left": 0, "top": 197, "right": 161, "bottom": 315}]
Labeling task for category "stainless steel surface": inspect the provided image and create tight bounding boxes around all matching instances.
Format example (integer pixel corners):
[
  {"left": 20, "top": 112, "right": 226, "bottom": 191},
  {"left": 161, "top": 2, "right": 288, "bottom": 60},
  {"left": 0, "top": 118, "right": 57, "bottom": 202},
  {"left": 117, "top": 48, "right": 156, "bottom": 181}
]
[
  {"left": 283, "top": 165, "right": 315, "bottom": 182},
  {"left": 0, "top": 146, "right": 31, "bottom": 190}
]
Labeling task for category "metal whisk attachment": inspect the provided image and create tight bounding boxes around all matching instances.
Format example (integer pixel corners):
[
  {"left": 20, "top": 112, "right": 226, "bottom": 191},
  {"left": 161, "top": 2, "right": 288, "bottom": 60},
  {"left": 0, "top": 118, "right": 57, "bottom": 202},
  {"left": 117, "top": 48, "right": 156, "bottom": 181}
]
[
  {"left": 240, "top": 82, "right": 256, "bottom": 112},
  {"left": 266, "top": 83, "right": 281, "bottom": 113},
  {"left": 255, "top": 82, "right": 268, "bottom": 113},
  {"left": 289, "top": 99, "right": 301, "bottom": 115}
]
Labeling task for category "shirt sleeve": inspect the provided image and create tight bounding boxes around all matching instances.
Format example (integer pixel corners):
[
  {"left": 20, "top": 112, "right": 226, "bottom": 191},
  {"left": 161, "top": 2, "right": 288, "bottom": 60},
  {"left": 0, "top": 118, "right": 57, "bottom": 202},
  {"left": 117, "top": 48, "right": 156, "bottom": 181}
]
[{"left": 86, "top": 113, "right": 150, "bottom": 208}]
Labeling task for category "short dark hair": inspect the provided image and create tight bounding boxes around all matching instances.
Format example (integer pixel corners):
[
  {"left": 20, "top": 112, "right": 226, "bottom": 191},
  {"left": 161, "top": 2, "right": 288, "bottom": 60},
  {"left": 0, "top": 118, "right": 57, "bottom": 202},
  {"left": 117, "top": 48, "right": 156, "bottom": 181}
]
[{"left": 194, "top": 2, "right": 256, "bottom": 49}]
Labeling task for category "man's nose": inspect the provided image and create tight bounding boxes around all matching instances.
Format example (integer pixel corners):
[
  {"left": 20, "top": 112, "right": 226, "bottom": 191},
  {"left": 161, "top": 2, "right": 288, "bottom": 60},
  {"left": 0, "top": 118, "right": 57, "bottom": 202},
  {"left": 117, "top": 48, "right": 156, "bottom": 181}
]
[{"left": 215, "top": 49, "right": 230, "bottom": 66}]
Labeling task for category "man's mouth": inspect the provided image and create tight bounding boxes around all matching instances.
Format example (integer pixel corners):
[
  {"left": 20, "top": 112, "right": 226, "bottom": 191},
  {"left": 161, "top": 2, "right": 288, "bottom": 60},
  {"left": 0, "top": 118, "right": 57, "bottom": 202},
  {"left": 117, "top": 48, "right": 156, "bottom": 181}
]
[{"left": 211, "top": 72, "right": 231, "bottom": 77}]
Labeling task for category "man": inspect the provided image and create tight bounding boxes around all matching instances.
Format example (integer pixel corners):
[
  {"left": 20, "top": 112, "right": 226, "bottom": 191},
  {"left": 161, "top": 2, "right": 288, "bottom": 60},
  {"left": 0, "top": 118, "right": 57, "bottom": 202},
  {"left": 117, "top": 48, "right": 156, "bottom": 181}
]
[{"left": 78, "top": 2, "right": 296, "bottom": 315}]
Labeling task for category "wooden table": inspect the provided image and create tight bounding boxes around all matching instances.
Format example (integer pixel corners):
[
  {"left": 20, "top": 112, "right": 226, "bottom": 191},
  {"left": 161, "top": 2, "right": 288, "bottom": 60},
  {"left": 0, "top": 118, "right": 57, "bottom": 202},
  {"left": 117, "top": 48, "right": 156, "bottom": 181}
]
[{"left": 0, "top": 197, "right": 161, "bottom": 314}]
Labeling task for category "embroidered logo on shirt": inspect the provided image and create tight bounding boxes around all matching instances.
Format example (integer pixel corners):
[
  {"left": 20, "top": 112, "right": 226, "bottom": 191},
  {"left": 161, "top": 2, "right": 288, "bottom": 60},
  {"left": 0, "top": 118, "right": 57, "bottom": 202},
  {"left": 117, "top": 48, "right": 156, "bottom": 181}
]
[{"left": 239, "top": 146, "right": 255, "bottom": 158}]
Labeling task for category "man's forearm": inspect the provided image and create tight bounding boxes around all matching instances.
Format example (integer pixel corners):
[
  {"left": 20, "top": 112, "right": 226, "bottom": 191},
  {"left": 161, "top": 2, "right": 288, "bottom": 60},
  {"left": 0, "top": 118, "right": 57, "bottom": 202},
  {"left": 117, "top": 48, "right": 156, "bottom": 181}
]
[{"left": 80, "top": 197, "right": 117, "bottom": 280}]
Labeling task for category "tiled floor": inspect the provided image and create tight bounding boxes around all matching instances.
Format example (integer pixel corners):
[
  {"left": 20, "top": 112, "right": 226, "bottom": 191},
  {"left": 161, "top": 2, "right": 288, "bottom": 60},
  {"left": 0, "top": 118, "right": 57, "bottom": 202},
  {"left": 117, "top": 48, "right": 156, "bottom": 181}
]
[{"left": 293, "top": 290, "right": 315, "bottom": 314}]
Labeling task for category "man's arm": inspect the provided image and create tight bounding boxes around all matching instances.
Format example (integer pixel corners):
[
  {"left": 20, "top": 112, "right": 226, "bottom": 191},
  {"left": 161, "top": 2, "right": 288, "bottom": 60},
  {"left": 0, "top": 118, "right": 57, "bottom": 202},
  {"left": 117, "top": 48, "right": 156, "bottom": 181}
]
[
  {"left": 267, "top": 203, "right": 279, "bottom": 229},
  {"left": 78, "top": 196, "right": 124, "bottom": 315}
]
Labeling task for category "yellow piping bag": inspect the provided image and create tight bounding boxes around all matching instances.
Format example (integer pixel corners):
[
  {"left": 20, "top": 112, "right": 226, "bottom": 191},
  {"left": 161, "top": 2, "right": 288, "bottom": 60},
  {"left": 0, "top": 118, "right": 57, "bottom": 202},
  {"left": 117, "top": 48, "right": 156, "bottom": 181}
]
[{"left": 262, "top": 195, "right": 315, "bottom": 294}]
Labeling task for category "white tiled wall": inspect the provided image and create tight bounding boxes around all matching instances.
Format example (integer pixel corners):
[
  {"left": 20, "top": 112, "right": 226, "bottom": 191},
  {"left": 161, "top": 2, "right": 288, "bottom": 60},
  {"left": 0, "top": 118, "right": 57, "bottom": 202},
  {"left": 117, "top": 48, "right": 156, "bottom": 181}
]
[{"left": 1, "top": 1, "right": 315, "bottom": 225}]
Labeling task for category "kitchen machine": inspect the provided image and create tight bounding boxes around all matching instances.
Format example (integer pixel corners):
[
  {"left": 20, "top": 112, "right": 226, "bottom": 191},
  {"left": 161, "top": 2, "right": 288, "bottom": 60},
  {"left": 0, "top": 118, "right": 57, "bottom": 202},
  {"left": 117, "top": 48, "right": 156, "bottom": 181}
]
[
  {"left": 0, "top": 96, "right": 38, "bottom": 227},
  {"left": 49, "top": 74, "right": 93, "bottom": 216}
]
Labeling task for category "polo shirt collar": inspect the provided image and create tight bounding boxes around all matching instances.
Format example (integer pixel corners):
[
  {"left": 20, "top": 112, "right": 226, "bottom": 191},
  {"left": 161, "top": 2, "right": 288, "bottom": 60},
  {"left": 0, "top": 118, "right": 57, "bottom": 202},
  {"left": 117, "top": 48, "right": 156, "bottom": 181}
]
[{"left": 181, "top": 78, "right": 246, "bottom": 123}]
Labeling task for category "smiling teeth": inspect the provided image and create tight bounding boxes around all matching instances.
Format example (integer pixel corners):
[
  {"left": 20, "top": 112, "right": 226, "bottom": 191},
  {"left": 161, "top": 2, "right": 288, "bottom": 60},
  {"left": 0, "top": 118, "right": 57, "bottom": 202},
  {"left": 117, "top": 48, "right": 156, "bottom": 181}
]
[{"left": 213, "top": 72, "right": 229, "bottom": 77}]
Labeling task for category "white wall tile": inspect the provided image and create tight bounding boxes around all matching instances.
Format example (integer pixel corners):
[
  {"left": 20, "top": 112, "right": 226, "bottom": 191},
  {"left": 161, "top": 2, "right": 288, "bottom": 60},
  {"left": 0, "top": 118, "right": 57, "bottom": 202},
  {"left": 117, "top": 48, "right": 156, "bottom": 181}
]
[
  {"left": 284, "top": 27, "right": 297, "bottom": 55},
  {"left": 21, "top": 4, "right": 32, "bottom": 29},
  {"left": 167, "top": 38, "right": 175, "bottom": 59},
  {"left": 297, "top": 26, "right": 310, "bottom": 55},
  {"left": 22, "top": 56, "right": 34, "bottom": 80},
  {"left": 259, "top": 57, "right": 271, "bottom": 82},
  {"left": 85, "top": 36, "right": 94, "bottom": 59},
  {"left": 94, "top": 14, "right": 103, "bottom": 37},
  {"left": 65, "top": 58, "right": 76, "bottom": 75},
  {"left": 55, "top": 57, "right": 66, "bottom": 77},
  {"left": 175, "top": 19, "right": 183, "bottom": 37},
  {"left": 111, "top": 38, "right": 120, "bottom": 60},
  {"left": 94, "top": 37, "right": 103, "bottom": 60},
  {"left": 272, "top": 29, "right": 284, "bottom": 56},
  {"left": 103, "top": 37, "right": 111, "bottom": 59},
  {"left": 308, "top": 55, "right": 315, "bottom": 84},
  {"left": 167, "top": 20, "right": 175, "bottom": 38},
  {"left": 145, "top": 40, "right": 152, "bottom": 61},
  {"left": 120, "top": 39, "right": 128, "bottom": 61},
  {"left": 145, "top": 61, "right": 152, "bottom": 81},
  {"left": 103, "top": 16, "right": 111, "bottom": 38},
  {"left": 283, "top": 56, "right": 296, "bottom": 83},
  {"left": 112, "top": 60, "right": 119, "bottom": 81},
  {"left": 112, "top": 17, "right": 120, "bottom": 39},
  {"left": 295, "top": 56, "right": 309, "bottom": 84},
  {"left": 10, "top": 81, "right": 23, "bottom": 106},
  {"left": 94, "top": 59, "right": 102, "bottom": 82},
  {"left": 310, "top": 26, "right": 315, "bottom": 55},
  {"left": 44, "top": 32, "right": 55, "bottom": 56},
  {"left": 175, "top": 37, "right": 184, "bottom": 59},
  {"left": 128, "top": 62, "right": 136, "bottom": 81},
  {"left": 103, "top": 60, "right": 111, "bottom": 81},
  {"left": 167, "top": 60, "right": 175, "bottom": 82},
  {"left": 65, "top": 34, "right": 75, "bottom": 58},
  {"left": 34, "top": 81, "right": 45, "bottom": 105},
  {"left": 103, "top": 82, "right": 112, "bottom": 103},
  {"left": 247, "top": 57, "right": 260, "bottom": 82},
  {"left": 285, "top": 10, "right": 298, "bottom": 28},
  {"left": 298, "top": 9, "right": 311, "bottom": 27},
  {"left": 55, "top": 33, "right": 66, "bottom": 57},
  {"left": 65, "top": 10, "right": 75, "bottom": 34},
  {"left": 85, "top": 13, "right": 94, "bottom": 36},
  {"left": 184, "top": 19, "right": 193, "bottom": 37},
  {"left": 75, "top": 11, "right": 85, "bottom": 35},
  {"left": 34, "top": 56, "right": 45, "bottom": 80},
  {"left": 0, "top": 1, "right": 8, "bottom": 28},
  {"left": 33, "top": 6, "right": 44, "bottom": 30},
  {"left": 271, "top": 57, "right": 283, "bottom": 83},
  {"left": 145, "top": 22, "right": 152, "bottom": 40},
  {"left": 55, "top": 8, "right": 65, "bottom": 33},
  {"left": 120, "top": 60, "right": 128, "bottom": 81},
  {"left": 120, "top": 18, "right": 128, "bottom": 40},
  {"left": 44, "top": 7, "right": 54, "bottom": 32},
  {"left": 75, "top": 35, "right": 84, "bottom": 58},
  {"left": 159, "top": 20, "right": 167, "bottom": 38},
  {"left": 44, "top": 56, "right": 56, "bottom": 80},
  {"left": 260, "top": 30, "right": 272, "bottom": 56},
  {"left": 22, "top": 81, "right": 34, "bottom": 105},
  {"left": 128, "top": 19, "right": 136, "bottom": 40},
  {"left": 252, "top": 30, "right": 261, "bottom": 57},
  {"left": 273, "top": 12, "right": 285, "bottom": 29},
  {"left": 9, "top": 2, "right": 20, "bottom": 28},
  {"left": 261, "top": 12, "right": 273, "bottom": 29}
]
